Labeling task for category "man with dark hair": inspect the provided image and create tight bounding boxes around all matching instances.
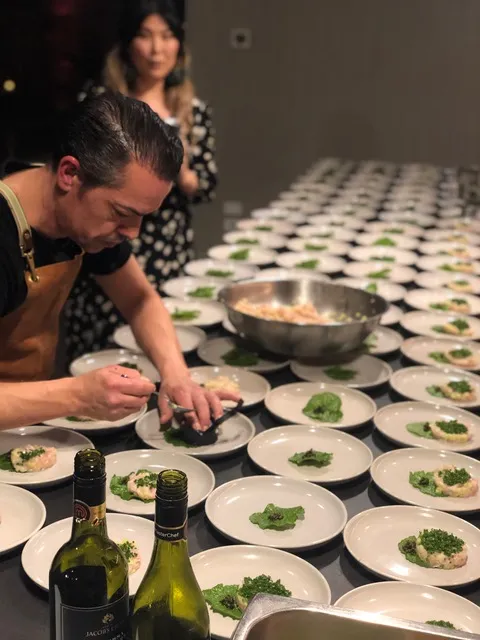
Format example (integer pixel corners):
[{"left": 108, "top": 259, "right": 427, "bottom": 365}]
[{"left": 0, "top": 91, "right": 237, "bottom": 431}]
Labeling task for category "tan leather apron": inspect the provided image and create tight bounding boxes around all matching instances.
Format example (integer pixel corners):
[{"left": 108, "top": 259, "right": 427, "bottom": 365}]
[{"left": 0, "top": 181, "right": 83, "bottom": 382}]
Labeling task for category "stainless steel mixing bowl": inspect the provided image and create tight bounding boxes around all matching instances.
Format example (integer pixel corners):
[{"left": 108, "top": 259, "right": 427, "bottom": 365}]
[{"left": 218, "top": 279, "right": 388, "bottom": 358}]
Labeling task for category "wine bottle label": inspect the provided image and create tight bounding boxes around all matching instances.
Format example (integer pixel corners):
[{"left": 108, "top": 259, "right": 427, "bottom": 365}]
[
  {"left": 74, "top": 500, "right": 106, "bottom": 526},
  {"left": 155, "top": 519, "right": 187, "bottom": 541},
  {"left": 57, "top": 591, "right": 131, "bottom": 640}
]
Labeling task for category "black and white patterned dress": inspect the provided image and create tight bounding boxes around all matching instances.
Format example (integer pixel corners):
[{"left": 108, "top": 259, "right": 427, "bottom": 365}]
[{"left": 64, "top": 97, "right": 217, "bottom": 360}]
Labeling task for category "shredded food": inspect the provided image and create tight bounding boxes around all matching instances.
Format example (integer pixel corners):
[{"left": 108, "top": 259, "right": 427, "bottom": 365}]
[{"left": 234, "top": 299, "right": 331, "bottom": 324}]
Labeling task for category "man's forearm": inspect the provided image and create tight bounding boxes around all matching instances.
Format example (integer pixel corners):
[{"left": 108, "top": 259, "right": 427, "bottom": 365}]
[
  {"left": 0, "top": 377, "right": 82, "bottom": 430},
  {"left": 128, "top": 292, "right": 189, "bottom": 380}
]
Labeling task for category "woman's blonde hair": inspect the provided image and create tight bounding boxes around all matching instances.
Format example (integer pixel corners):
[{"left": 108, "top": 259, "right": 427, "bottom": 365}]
[{"left": 103, "top": 44, "right": 195, "bottom": 139}]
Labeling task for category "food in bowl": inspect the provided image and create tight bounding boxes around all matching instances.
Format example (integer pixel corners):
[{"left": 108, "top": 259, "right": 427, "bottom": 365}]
[{"left": 233, "top": 300, "right": 330, "bottom": 324}]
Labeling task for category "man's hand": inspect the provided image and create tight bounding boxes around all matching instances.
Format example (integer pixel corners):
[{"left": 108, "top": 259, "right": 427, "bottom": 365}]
[
  {"left": 73, "top": 365, "right": 155, "bottom": 421},
  {"left": 158, "top": 375, "right": 241, "bottom": 431}
]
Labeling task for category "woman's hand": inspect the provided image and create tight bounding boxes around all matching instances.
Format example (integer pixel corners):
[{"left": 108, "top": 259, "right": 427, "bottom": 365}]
[{"left": 177, "top": 136, "right": 199, "bottom": 195}]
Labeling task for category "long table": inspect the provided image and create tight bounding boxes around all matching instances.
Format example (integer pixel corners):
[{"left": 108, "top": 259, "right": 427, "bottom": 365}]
[{"left": 2, "top": 320, "right": 479, "bottom": 640}]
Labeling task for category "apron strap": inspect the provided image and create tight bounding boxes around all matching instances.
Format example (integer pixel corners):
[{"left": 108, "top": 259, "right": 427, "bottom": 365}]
[{"left": 0, "top": 180, "right": 39, "bottom": 283}]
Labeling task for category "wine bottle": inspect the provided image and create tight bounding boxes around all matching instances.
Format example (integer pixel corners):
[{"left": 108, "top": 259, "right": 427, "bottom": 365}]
[
  {"left": 131, "top": 469, "right": 210, "bottom": 640},
  {"left": 49, "top": 449, "right": 131, "bottom": 640}
]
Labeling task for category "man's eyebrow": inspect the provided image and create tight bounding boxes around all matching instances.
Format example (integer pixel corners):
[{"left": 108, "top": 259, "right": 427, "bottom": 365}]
[{"left": 113, "top": 202, "right": 155, "bottom": 217}]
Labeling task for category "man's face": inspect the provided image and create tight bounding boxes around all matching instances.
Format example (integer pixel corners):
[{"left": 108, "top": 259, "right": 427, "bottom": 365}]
[{"left": 58, "top": 161, "right": 172, "bottom": 253}]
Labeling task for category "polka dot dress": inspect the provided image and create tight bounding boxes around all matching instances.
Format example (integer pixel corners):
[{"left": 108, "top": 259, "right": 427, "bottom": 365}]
[{"left": 64, "top": 98, "right": 217, "bottom": 361}]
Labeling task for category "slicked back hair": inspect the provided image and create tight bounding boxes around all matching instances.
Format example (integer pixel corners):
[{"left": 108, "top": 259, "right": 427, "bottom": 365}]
[{"left": 51, "top": 90, "right": 183, "bottom": 189}]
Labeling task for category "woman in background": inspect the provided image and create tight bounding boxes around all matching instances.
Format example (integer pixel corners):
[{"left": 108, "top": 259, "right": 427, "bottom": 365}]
[{"left": 64, "top": 0, "right": 217, "bottom": 360}]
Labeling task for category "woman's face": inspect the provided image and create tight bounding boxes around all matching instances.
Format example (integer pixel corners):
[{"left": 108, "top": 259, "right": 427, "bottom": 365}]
[{"left": 130, "top": 14, "right": 180, "bottom": 83}]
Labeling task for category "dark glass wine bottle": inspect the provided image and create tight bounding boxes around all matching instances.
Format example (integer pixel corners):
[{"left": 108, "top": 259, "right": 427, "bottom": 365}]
[
  {"left": 131, "top": 469, "right": 210, "bottom": 640},
  {"left": 49, "top": 449, "right": 130, "bottom": 640}
]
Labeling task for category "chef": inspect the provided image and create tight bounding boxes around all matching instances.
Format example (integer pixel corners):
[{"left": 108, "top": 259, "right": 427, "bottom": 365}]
[{"left": 0, "top": 91, "right": 237, "bottom": 431}]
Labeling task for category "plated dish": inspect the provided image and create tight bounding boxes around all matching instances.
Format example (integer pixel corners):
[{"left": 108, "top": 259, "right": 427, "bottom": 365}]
[
  {"left": 184, "top": 259, "right": 258, "bottom": 281},
  {"left": 348, "top": 246, "right": 417, "bottom": 266},
  {"left": 290, "top": 354, "right": 392, "bottom": 389},
  {"left": 334, "top": 277, "right": 407, "bottom": 302},
  {"left": 414, "top": 270, "right": 480, "bottom": 294},
  {"left": 207, "top": 244, "right": 277, "bottom": 266},
  {"left": 0, "top": 484, "right": 46, "bottom": 555},
  {"left": 401, "top": 336, "right": 480, "bottom": 371},
  {"left": 400, "top": 311, "right": 480, "bottom": 341},
  {"left": 343, "top": 262, "right": 416, "bottom": 284},
  {"left": 275, "top": 251, "right": 346, "bottom": 274},
  {"left": 404, "top": 288, "right": 480, "bottom": 316},
  {"left": 223, "top": 230, "right": 287, "bottom": 250},
  {"left": 197, "top": 337, "right": 289, "bottom": 374},
  {"left": 69, "top": 348, "right": 160, "bottom": 381}
]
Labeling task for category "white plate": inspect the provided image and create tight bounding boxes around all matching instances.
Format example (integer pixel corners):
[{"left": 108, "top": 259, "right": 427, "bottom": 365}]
[
  {"left": 184, "top": 259, "right": 258, "bottom": 281},
  {"left": 354, "top": 232, "right": 419, "bottom": 250},
  {"left": 197, "top": 337, "right": 289, "bottom": 373},
  {"left": 308, "top": 214, "right": 364, "bottom": 230},
  {"left": 335, "top": 582, "right": 480, "bottom": 633},
  {"left": 405, "top": 288, "right": 480, "bottom": 316},
  {"left": 294, "top": 225, "right": 355, "bottom": 242},
  {"left": 370, "top": 448, "right": 480, "bottom": 513},
  {"left": 207, "top": 244, "right": 277, "bottom": 266},
  {"left": 423, "top": 229, "right": 480, "bottom": 245},
  {"left": 205, "top": 475, "right": 347, "bottom": 550},
  {"left": 276, "top": 251, "right": 345, "bottom": 273},
  {"left": 235, "top": 218, "right": 295, "bottom": 235},
  {"left": 343, "top": 505, "right": 480, "bottom": 587},
  {"left": 401, "top": 336, "right": 480, "bottom": 371},
  {"left": 363, "top": 327, "right": 404, "bottom": 355},
  {"left": 418, "top": 255, "right": 480, "bottom": 275},
  {"left": 343, "top": 261, "right": 416, "bottom": 284},
  {"left": 364, "top": 222, "right": 424, "bottom": 237},
  {"left": 265, "top": 382, "right": 376, "bottom": 429},
  {"left": 400, "top": 310, "right": 480, "bottom": 340},
  {"left": 223, "top": 230, "right": 286, "bottom": 249},
  {"left": 390, "top": 365, "right": 480, "bottom": 408},
  {"left": 21, "top": 513, "right": 154, "bottom": 595},
  {"left": 414, "top": 271, "right": 480, "bottom": 294},
  {"left": 334, "top": 277, "right": 406, "bottom": 302},
  {"left": 160, "top": 298, "right": 225, "bottom": 328},
  {"left": 379, "top": 212, "right": 436, "bottom": 227},
  {"left": 135, "top": 409, "right": 255, "bottom": 459},
  {"left": 348, "top": 246, "right": 417, "bottom": 266},
  {"left": 247, "top": 425, "right": 373, "bottom": 484},
  {"left": 162, "top": 276, "right": 224, "bottom": 300},
  {"left": 251, "top": 267, "right": 330, "bottom": 283},
  {"left": 113, "top": 325, "right": 206, "bottom": 354},
  {"left": 323, "top": 204, "right": 375, "bottom": 220},
  {"left": 286, "top": 238, "right": 350, "bottom": 255},
  {"left": 43, "top": 406, "right": 147, "bottom": 436},
  {"left": 105, "top": 449, "right": 215, "bottom": 514},
  {"left": 69, "top": 348, "right": 160, "bottom": 381},
  {"left": 381, "top": 304, "right": 403, "bottom": 326},
  {"left": 290, "top": 355, "right": 392, "bottom": 389},
  {"left": 251, "top": 207, "right": 306, "bottom": 224},
  {"left": 419, "top": 242, "right": 480, "bottom": 260},
  {"left": 188, "top": 365, "right": 270, "bottom": 408},
  {"left": 0, "top": 484, "right": 46, "bottom": 554},
  {"left": 0, "top": 426, "right": 93, "bottom": 487},
  {"left": 374, "top": 401, "right": 480, "bottom": 452},
  {"left": 192, "top": 545, "right": 331, "bottom": 640},
  {"left": 436, "top": 219, "right": 480, "bottom": 231}
]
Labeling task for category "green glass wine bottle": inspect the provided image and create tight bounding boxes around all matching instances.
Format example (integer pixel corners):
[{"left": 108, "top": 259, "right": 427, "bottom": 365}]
[
  {"left": 49, "top": 449, "right": 131, "bottom": 640},
  {"left": 131, "top": 469, "right": 210, "bottom": 640}
]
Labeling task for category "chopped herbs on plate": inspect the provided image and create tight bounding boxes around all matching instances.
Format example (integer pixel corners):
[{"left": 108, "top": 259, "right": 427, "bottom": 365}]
[
  {"left": 369, "top": 256, "right": 395, "bottom": 262},
  {"left": 203, "top": 574, "right": 291, "bottom": 621},
  {"left": 366, "top": 268, "right": 391, "bottom": 279},
  {"left": 118, "top": 540, "right": 137, "bottom": 562},
  {"left": 313, "top": 232, "right": 332, "bottom": 238},
  {"left": 229, "top": 248, "right": 250, "bottom": 261},
  {"left": 288, "top": 449, "right": 333, "bottom": 468},
  {"left": 221, "top": 347, "right": 260, "bottom": 367},
  {"left": 324, "top": 365, "right": 357, "bottom": 381},
  {"left": 384, "top": 228, "right": 404, "bottom": 234},
  {"left": 170, "top": 308, "right": 201, "bottom": 321},
  {"left": 304, "top": 243, "right": 327, "bottom": 251},
  {"left": 432, "top": 318, "right": 470, "bottom": 335},
  {"left": 295, "top": 259, "right": 319, "bottom": 269},
  {"left": 205, "top": 269, "right": 234, "bottom": 278},
  {"left": 188, "top": 286, "right": 216, "bottom": 299},
  {"left": 120, "top": 362, "right": 142, "bottom": 372},
  {"left": 66, "top": 416, "right": 93, "bottom": 422},
  {"left": 302, "top": 392, "right": 343, "bottom": 423},
  {"left": 373, "top": 237, "right": 396, "bottom": 247},
  {"left": 365, "top": 283, "right": 378, "bottom": 293},
  {"left": 236, "top": 238, "right": 259, "bottom": 245},
  {"left": 249, "top": 503, "right": 305, "bottom": 530},
  {"left": 255, "top": 225, "right": 273, "bottom": 231},
  {"left": 427, "top": 621, "right": 457, "bottom": 630}
]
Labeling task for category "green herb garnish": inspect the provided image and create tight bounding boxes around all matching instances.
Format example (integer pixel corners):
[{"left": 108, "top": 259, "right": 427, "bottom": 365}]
[
  {"left": 364, "top": 282, "right": 378, "bottom": 294},
  {"left": 313, "top": 232, "right": 332, "bottom": 238},
  {"left": 205, "top": 269, "right": 234, "bottom": 278},
  {"left": 453, "top": 280, "right": 469, "bottom": 286},
  {"left": 118, "top": 540, "right": 137, "bottom": 562},
  {"left": 171, "top": 308, "right": 201, "bottom": 321},
  {"left": 221, "top": 347, "right": 259, "bottom": 367},
  {"left": 450, "top": 348, "right": 472, "bottom": 359},
  {"left": 370, "top": 256, "right": 395, "bottom": 262},
  {"left": 426, "top": 621, "right": 457, "bottom": 630},
  {"left": 440, "top": 467, "right": 471, "bottom": 486},
  {"left": 430, "top": 303, "right": 449, "bottom": 311},
  {"left": 428, "top": 351, "right": 450, "bottom": 364},
  {"left": 304, "top": 243, "right": 327, "bottom": 251},
  {"left": 188, "top": 286, "right": 216, "bottom": 298},
  {"left": 163, "top": 428, "right": 196, "bottom": 448},
  {"left": 295, "top": 259, "right": 319, "bottom": 269},
  {"left": 289, "top": 449, "right": 333, "bottom": 468},
  {"left": 120, "top": 362, "right": 141, "bottom": 371},
  {"left": 432, "top": 318, "right": 470, "bottom": 334},
  {"left": 229, "top": 248, "right": 250, "bottom": 260},
  {"left": 367, "top": 268, "right": 391, "bottom": 279},
  {"left": 236, "top": 238, "right": 259, "bottom": 245},
  {"left": 324, "top": 365, "right": 357, "bottom": 381},
  {"left": 436, "top": 420, "right": 468, "bottom": 434},
  {"left": 237, "top": 575, "right": 291, "bottom": 603},
  {"left": 441, "top": 262, "right": 471, "bottom": 272},
  {"left": 249, "top": 503, "right": 305, "bottom": 530},
  {"left": 448, "top": 380, "right": 472, "bottom": 393},
  {"left": 373, "top": 237, "right": 396, "bottom": 247},
  {"left": 418, "top": 528, "right": 464, "bottom": 556},
  {"left": 384, "top": 228, "right": 404, "bottom": 234},
  {"left": 409, "top": 471, "right": 445, "bottom": 497},
  {"left": 18, "top": 447, "right": 45, "bottom": 462},
  {"left": 0, "top": 451, "right": 15, "bottom": 472},
  {"left": 110, "top": 469, "right": 157, "bottom": 503},
  {"left": 66, "top": 416, "right": 93, "bottom": 422},
  {"left": 426, "top": 385, "right": 445, "bottom": 398},
  {"left": 302, "top": 392, "right": 343, "bottom": 422},
  {"left": 255, "top": 225, "right": 272, "bottom": 231}
]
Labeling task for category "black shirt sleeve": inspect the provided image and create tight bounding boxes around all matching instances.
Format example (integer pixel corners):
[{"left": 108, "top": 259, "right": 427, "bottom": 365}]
[
  {"left": 0, "top": 197, "right": 28, "bottom": 317},
  {"left": 82, "top": 241, "right": 132, "bottom": 276}
]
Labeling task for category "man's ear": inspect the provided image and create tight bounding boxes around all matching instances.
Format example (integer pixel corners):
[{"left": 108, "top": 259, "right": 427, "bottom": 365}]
[{"left": 56, "top": 156, "right": 81, "bottom": 193}]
